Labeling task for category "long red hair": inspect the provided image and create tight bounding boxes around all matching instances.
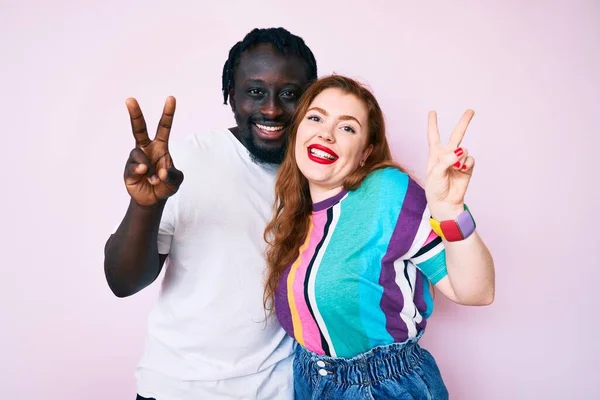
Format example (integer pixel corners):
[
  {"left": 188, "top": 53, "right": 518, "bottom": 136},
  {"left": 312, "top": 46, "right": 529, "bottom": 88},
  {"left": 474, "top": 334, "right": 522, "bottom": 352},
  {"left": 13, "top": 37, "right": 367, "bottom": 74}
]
[{"left": 263, "top": 75, "right": 404, "bottom": 312}]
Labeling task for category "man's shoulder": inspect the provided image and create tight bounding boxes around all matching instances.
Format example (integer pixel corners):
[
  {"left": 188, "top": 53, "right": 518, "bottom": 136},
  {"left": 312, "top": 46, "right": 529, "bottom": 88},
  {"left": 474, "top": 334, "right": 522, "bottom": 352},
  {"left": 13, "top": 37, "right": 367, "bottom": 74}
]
[{"left": 169, "top": 128, "right": 234, "bottom": 158}]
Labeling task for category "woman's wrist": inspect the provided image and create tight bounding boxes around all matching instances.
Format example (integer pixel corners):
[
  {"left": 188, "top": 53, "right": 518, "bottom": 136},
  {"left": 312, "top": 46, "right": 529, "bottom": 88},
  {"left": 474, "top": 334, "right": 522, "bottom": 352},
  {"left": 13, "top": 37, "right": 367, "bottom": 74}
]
[
  {"left": 429, "top": 203, "right": 477, "bottom": 242},
  {"left": 428, "top": 203, "right": 465, "bottom": 221}
]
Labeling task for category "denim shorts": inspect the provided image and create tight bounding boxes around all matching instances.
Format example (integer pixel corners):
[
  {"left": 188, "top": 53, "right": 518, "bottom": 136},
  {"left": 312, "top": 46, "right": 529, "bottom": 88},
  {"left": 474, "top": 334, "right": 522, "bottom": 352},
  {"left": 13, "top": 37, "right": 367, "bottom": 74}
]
[{"left": 293, "top": 336, "right": 448, "bottom": 400}]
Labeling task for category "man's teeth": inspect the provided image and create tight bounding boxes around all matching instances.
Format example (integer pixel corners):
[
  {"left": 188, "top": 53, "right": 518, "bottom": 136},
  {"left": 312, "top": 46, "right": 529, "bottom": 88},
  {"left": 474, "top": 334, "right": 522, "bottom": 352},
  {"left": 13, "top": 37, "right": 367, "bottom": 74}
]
[
  {"left": 310, "top": 148, "right": 336, "bottom": 160},
  {"left": 255, "top": 123, "right": 284, "bottom": 132}
]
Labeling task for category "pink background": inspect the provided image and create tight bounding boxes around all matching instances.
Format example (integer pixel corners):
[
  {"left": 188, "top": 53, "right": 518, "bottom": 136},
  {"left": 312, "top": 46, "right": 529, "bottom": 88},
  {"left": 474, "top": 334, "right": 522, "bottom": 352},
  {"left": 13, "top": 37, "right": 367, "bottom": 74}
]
[{"left": 2, "top": 0, "right": 598, "bottom": 398}]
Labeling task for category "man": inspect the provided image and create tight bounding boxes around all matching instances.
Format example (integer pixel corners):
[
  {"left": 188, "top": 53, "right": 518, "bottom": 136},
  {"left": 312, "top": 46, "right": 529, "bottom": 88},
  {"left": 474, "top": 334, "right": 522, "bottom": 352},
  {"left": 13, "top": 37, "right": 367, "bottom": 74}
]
[{"left": 104, "top": 27, "right": 318, "bottom": 399}]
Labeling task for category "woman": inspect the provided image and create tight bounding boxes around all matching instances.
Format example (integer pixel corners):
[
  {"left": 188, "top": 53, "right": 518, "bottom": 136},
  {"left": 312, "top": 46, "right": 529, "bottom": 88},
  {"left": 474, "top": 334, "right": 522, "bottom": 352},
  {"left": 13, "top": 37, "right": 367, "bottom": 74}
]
[{"left": 264, "top": 75, "right": 495, "bottom": 399}]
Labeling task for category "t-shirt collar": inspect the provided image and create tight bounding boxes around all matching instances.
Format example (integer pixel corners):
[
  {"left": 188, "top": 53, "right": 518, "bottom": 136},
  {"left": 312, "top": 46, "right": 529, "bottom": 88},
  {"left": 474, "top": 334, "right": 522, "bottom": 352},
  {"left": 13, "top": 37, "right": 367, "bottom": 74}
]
[{"left": 312, "top": 189, "right": 349, "bottom": 212}]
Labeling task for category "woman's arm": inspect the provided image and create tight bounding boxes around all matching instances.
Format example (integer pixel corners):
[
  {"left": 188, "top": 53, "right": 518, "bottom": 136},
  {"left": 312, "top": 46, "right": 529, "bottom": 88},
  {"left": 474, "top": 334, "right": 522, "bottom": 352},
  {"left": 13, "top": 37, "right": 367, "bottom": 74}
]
[
  {"left": 433, "top": 231, "right": 495, "bottom": 306},
  {"left": 423, "top": 109, "right": 495, "bottom": 306}
]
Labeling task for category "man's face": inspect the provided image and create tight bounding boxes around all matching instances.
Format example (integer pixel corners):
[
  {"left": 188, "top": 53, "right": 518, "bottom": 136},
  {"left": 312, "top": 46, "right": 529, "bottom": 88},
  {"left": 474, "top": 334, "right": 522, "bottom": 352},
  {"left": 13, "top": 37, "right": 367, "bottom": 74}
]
[{"left": 229, "top": 44, "right": 311, "bottom": 165}]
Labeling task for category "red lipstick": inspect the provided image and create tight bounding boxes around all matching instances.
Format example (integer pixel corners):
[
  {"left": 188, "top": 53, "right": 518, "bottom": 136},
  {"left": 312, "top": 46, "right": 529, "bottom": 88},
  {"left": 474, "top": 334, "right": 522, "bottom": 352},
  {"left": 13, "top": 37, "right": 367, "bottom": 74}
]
[{"left": 307, "top": 144, "right": 339, "bottom": 165}]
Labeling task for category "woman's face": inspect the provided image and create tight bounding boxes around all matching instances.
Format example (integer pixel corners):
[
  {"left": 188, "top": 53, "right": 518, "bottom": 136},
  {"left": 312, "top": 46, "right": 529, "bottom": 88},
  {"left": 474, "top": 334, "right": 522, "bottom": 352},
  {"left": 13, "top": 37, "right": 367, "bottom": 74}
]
[{"left": 294, "top": 88, "right": 372, "bottom": 200}]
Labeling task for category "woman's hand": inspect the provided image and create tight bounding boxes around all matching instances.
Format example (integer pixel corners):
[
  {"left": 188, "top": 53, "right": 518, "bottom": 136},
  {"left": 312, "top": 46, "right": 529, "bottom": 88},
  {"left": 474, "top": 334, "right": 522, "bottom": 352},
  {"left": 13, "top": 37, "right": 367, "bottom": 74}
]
[{"left": 425, "top": 109, "right": 476, "bottom": 220}]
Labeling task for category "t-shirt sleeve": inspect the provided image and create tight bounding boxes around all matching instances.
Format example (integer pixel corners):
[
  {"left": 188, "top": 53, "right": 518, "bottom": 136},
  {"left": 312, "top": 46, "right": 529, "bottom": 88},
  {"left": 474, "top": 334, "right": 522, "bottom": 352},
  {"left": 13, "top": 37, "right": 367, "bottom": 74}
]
[
  {"left": 157, "top": 195, "right": 176, "bottom": 255},
  {"left": 388, "top": 173, "right": 448, "bottom": 284},
  {"left": 156, "top": 138, "right": 187, "bottom": 255},
  {"left": 408, "top": 225, "right": 448, "bottom": 285},
  {"left": 109, "top": 196, "right": 176, "bottom": 255}
]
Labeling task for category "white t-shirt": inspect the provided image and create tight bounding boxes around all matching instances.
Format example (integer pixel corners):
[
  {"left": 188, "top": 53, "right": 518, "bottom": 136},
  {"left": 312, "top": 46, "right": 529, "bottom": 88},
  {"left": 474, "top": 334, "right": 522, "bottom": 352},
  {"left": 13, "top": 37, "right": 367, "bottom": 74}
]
[{"left": 134, "top": 129, "right": 294, "bottom": 400}]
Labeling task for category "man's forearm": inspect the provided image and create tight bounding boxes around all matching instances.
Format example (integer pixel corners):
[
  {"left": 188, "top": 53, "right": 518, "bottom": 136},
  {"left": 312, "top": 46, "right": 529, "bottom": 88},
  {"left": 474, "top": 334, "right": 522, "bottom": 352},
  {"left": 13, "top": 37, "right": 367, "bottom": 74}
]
[{"left": 104, "top": 198, "right": 167, "bottom": 297}]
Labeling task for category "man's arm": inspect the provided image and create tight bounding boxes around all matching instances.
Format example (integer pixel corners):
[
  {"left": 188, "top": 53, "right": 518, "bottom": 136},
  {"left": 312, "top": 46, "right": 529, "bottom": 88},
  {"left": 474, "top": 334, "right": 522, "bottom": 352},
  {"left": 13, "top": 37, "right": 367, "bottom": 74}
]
[
  {"left": 104, "top": 199, "right": 169, "bottom": 297},
  {"left": 104, "top": 96, "right": 183, "bottom": 297}
]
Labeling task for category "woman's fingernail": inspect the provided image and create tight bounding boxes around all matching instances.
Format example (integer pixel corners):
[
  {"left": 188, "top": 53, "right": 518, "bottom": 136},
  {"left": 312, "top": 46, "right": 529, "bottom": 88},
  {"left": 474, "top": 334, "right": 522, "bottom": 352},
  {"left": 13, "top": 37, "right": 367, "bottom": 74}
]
[
  {"left": 454, "top": 148, "right": 464, "bottom": 157},
  {"left": 462, "top": 164, "right": 467, "bottom": 170},
  {"left": 453, "top": 162, "right": 461, "bottom": 168}
]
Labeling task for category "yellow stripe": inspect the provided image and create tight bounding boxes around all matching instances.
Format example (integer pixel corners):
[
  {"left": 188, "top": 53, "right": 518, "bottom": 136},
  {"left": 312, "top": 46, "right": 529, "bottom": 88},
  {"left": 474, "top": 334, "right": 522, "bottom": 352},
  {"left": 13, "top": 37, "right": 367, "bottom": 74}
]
[
  {"left": 286, "top": 220, "right": 314, "bottom": 346},
  {"left": 429, "top": 217, "right": 446, "bottom": 240}
]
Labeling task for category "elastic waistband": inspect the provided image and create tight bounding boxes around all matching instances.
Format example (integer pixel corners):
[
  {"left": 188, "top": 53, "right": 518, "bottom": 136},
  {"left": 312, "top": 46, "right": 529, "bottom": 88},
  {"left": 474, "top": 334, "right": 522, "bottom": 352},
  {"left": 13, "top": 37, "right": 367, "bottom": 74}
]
[{"left": 295, "top": 337, "right": 424, "bottom": 385}]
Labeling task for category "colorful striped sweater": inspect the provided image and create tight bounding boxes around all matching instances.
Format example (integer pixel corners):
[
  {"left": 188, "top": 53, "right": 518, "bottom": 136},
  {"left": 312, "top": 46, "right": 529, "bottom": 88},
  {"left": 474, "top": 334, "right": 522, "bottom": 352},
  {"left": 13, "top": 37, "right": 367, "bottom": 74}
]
[{"left": 274, "top": 167, "right": 448, "bottom": 358}]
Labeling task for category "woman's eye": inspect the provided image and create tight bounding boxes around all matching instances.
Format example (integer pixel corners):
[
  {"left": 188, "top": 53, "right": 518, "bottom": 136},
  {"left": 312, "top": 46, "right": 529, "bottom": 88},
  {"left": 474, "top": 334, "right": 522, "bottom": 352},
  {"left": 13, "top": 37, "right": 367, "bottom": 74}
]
[{"left": 307, "top": 115, "right": 321, "bottom": 122}]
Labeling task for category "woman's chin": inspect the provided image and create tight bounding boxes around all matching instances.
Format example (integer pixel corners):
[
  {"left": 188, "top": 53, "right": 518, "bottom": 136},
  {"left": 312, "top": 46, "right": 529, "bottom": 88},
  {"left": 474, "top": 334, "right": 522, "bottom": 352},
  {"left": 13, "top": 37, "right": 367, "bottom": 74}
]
[{"left": 302, "top": 170, "right": 331, "bottom": 186}]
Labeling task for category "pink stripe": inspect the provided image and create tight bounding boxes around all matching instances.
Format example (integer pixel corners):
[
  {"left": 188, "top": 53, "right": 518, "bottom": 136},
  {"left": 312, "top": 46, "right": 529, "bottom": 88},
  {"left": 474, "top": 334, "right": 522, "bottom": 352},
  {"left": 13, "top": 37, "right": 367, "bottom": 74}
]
[
  {"left": 423, "top": 229, "right": 438, "bottom": 245},
  {"left": 292, "top": 211, "right": 328, "bottom": 354}
]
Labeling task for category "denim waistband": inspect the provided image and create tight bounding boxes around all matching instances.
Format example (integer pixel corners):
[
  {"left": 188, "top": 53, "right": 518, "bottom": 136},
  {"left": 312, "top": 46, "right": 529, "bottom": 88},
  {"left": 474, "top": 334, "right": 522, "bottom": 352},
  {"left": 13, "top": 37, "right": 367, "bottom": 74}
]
[{"left": 294, "top": 334, "right": 425, "bottom": 385}]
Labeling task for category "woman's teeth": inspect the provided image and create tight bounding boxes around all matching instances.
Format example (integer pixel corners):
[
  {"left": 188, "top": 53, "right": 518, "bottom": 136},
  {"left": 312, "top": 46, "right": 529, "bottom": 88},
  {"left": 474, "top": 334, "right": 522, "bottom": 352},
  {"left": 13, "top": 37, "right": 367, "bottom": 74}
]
[{"left": 310, "top": 148, "right": 336, "bottom": 160}]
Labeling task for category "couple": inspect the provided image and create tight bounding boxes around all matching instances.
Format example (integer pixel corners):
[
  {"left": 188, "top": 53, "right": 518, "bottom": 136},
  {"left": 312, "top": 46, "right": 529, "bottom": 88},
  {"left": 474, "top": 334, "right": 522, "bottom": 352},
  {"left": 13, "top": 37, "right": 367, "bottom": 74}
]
[{"left": 104, "top": 27, "right": 495, "bottom": 400}]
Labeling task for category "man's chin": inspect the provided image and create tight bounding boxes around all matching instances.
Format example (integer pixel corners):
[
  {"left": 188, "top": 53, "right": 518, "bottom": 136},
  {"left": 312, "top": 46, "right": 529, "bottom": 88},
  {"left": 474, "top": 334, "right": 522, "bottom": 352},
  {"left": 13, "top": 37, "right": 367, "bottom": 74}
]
[{"left": 247, "top": 140, "right": 287, "bottom": 165}]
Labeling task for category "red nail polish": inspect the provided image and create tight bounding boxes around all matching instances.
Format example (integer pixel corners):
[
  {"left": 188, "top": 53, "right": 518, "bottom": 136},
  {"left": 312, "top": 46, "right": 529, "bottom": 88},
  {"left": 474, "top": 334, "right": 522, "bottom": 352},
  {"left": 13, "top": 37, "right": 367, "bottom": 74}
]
[
  {"left": 462, "top": 164, "right": 467, "bottom": 170},
  {"left": 453, "top": 162, "right": 461, "bottom": 168},
  {"left": 454, "top": 148, "right": 464, "bottom": 157}
]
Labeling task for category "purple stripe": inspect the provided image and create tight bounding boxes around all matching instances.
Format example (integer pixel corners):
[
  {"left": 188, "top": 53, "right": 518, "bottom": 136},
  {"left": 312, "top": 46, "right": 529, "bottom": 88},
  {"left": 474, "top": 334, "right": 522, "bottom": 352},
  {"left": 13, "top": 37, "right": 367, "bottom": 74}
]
[
  {"left": 414, "top": 271, "right": 428, "bottom": 331},
  {"left": 379, "top": 179, "right": 427, "bottom": 341},
  {"left": 274, "top": 266, "right": 294, "bottom": 336},
  {"left": 312, "top": 189, "right": 348, "bottom": 211},
  {"left": 378, "top": 259, "right": 407, "bottom": 341}
]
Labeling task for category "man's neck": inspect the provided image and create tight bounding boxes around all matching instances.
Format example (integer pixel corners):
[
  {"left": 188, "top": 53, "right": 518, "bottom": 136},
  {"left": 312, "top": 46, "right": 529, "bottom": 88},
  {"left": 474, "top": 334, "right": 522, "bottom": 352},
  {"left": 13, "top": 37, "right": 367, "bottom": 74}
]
[
  {"left": 228, "top": 126, "right": 280, "bottom": 170},
  {"left": 228, "top": 126, "right": 248, "bottom": 149}
]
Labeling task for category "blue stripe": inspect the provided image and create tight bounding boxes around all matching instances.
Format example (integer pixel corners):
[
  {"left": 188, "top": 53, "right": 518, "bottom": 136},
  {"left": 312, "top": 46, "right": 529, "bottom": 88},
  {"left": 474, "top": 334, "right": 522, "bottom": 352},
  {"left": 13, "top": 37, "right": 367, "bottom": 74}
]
[
  {"left": 422, "top": 276, "right": 434, "bottom": 319},
  {"left": 415, "top": 249, "right": 448, "bottom": 284}
]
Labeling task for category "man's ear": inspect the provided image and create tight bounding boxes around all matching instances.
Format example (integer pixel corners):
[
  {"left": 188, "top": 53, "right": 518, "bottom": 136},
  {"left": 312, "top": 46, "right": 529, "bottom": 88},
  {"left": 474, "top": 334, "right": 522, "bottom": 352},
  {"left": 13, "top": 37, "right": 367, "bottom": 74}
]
[{"left": 228, "top": 87, "right": 236, "bottom": 111}]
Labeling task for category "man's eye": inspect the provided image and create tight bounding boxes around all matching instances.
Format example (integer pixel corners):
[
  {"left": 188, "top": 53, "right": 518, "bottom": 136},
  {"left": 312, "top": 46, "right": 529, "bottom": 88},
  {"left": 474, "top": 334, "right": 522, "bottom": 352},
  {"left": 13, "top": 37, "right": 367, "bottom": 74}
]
[
  {"left": 281, "top": 91, "right": 297, "bottom": 99},
  {"left": 248, "top": 89, "right": 264, "bottom": 96}
]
